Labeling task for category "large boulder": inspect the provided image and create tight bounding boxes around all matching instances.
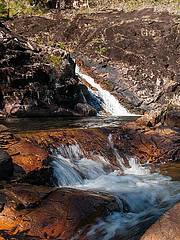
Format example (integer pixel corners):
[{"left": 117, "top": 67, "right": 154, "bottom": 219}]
[
  {"left": 0, "top": 184, "right": 120, "bottom": 239},
  {"left": 0, "top": 149, "right": 13, "bottom": 181},
  {"left": 141, "top": 203, "right": 180, "bottom": 240}
]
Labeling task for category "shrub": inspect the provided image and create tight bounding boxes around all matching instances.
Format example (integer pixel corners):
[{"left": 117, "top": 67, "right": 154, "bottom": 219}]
[
  {"left": 45, "top": 53, "right": 62, "bottom": 67},
  {"left": 0, "top": 0, "right": 42, "bottom": 18}
]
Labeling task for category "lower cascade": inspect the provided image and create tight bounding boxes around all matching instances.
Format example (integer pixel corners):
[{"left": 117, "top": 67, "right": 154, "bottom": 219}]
[{"left": 51, "top": 136, "right": 180, "bottom": 240}]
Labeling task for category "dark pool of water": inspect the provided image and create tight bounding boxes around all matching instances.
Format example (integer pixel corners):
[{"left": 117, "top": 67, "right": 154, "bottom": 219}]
[{"left": 0, "top": 115, "right": 139, "bottom": 133}]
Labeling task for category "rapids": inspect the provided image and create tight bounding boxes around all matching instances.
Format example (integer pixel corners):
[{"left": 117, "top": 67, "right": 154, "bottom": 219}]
[
  {"left": 50, "top": 67, "right": 179, "bottom": 239},
  {"left": 51, "top": 137, "right": 180, "bottom": 240}
]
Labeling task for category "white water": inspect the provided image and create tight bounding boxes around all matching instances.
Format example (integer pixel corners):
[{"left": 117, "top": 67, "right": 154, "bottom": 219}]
[
  {"left": 75, "top": 65, "right": 133, "bottom": 116},
  {"left": 51, "top": 137, "right": 180, "bottom": 240},
  {"left": 52, "top": 143, "right": 109, "bottom": 186}
]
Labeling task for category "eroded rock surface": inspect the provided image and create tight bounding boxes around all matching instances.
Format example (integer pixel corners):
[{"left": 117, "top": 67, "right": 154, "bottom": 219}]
[
  {"left": 8, "top": 9, "right": 180, "bottom": 118},
  {"left": 141, "top": 203, "right": 180, "bottom": 240},
  {"left": 0, "top": 183, "right": 120, "bottom": 240},
  {"left": 0, "top": 23, "right": 96, "bottom": 117}
]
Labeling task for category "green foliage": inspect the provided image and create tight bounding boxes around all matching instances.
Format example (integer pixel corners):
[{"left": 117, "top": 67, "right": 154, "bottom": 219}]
[
  {"left": 57, "top": 41, "right": 66, "bottom": 50},
  {"left": 0, "top": 0, "right": 42, "bottom": 18},
  {"left": 97, "top": 46, "right": 107, "bottom": 55},
  {"left": 0, "top": 1, "right": 8, "bottom": 17},
  {"left": 45, "top": 53, "right": 62, "bottom": 67}
]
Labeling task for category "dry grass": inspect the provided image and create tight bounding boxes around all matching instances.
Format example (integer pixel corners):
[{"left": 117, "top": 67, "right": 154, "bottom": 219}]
[{"left": 86, "top": 0, "right": 180, "bottom": 14}]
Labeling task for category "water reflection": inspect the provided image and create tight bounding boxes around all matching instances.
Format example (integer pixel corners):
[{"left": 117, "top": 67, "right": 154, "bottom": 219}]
[{"left": 0, "top": 115, "right": 139, "bottom": 132}]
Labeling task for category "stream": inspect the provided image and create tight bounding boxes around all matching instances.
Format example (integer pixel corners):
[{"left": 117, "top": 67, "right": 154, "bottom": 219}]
[
  {"left": 50, "top": 67, "right": 179, "bottom": 239},
  {"left": 1, "top": 66, "right": 179, "bottom": 239},
  {"left": 51, "top": 138, "right": 180, "bottom": 240}
]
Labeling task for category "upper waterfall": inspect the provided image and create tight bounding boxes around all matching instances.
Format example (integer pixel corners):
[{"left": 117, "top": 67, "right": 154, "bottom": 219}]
[{"left": 75, "top": 65, "right": 133, "bottom": 116}]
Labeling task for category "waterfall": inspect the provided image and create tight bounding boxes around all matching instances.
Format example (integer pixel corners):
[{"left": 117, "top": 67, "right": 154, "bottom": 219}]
[
  {"left": 51, "top": 143, "right": 109, "bottom": 186},
  {"left": 75, "top": 65, "right": 133, "bottom": 116},
  {"left": 51, "top": 136, "right": 149, "bottom": 187},
  {"left": 51, "top": 138, "right": 180, "bottom": 240}
]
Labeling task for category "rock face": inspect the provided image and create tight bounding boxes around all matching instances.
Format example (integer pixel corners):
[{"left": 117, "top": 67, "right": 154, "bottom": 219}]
[
  {"left": 0, "top": 184, "right": 120, "bottom": 239},
  {"left": 7, "top": 9, "right": 179, "bottom": 120},
  {"left": 0, "top": 149, "right": 13, "bottom": 180},
  {"left": 71, "top": 9, "right": 180, "bottom": 115},
  {"left": 163, "top": 106, "right": 180, "bottom": 128},
  {"left": 0, "top": 23, "right": 96, "bottom": 117},
  {"left": 141, "top": 203, "right": 180, "bottom": 240},
  {"left": 3, "top": 8, "right": 180, "bottom": 126},
  {"left": 0, "top": 123, "right": 53, "bottom": 187}
]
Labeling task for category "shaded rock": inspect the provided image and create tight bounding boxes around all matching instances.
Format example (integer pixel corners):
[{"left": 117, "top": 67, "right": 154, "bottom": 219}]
[
  {"left": 75, "top": 102, "right": 97, "bottom": 116},
  {"left": 0, "top": 184, "right": 120, "bottom": 239},
  {"left": 164, "top": 107, "right": 180, "bottom": 128},
  {"left": 0, "top": 149, "right": 13, "bottom": 181},
  {"left": 141, "top": 203, "right": 180, "bottom": 240},
  {"left": 0, "top": 22, "right": 96, "bottom": 117},
  {"left": 19, "top": 167, "right": 54, "bottom": 186}
]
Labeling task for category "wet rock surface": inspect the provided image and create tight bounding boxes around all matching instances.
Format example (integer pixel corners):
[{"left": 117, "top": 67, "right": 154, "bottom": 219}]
[
  {"left": 0, "top": 121, "right": 179, "bottom": 239},
  {"left": 0, "top": 183, "right": 120, "bottom": 240},
  {"left": 12, "top": 120, "right": 180, "bottom": 166},
  {"left": 0, "top": 123, "right": 53, "bottom": 187},
  {"left": 141, "top": 203, "right": 180, "bottom": 240}
]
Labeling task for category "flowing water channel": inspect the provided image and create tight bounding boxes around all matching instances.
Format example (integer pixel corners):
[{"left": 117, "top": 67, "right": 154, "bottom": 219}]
[
  {"left": 51, "top": 138, "right": 180, "bottom": 240},
  {"left": 51, "top": 67, "right": 179, "bottom": 239}
]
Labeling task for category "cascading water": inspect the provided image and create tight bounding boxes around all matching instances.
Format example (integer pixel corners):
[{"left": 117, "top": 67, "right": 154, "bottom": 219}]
[
  {"left": 75, "top": 65, "right": 133, "bottom": 116},
  {"left": 51, "top": 136, "right": 180, "bottom": 240},
  {"left": 49, "top": 63, "right": 179, "bottom": 239}
]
